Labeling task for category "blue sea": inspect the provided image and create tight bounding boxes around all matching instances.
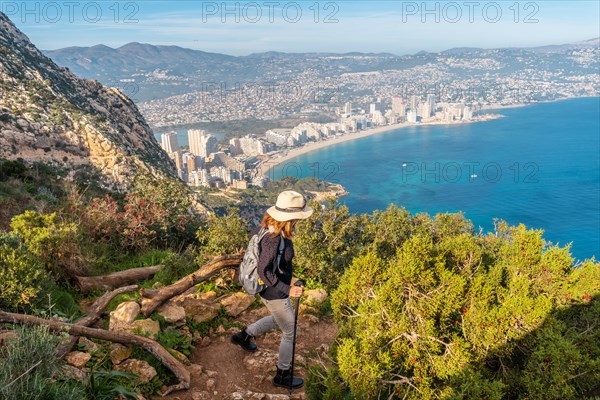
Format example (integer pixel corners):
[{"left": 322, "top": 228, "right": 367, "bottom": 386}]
[{"left": 270, "top": 97, "right": 600, "bottom": 261}]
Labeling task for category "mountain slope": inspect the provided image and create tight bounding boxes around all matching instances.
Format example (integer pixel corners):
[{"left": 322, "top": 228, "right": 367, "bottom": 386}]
[{"left": 0, "top": 12, "right": 176, "bottom": 190}]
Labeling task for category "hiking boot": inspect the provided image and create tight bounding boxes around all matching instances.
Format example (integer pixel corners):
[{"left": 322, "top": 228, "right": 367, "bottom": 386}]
[
  {"left": 272, "top": 367, "right": 304, "bottom": 390},
  {"left": 230, "top": 328, "right": 257, "bottom": 352}
]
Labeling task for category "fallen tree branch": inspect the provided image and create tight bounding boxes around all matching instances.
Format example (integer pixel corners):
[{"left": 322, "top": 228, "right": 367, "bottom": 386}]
[
  {"left": 56, "top": 284, "right": 139, "bottom": 358},
  {"left": 75, "top": 265, "right": 162, "bottom": 292},
  {"left": 140, "top": 254, "right": 243, "bottom": 317},
  {"left": 0, "top": 311, "right": 190, "bottom": 396}
]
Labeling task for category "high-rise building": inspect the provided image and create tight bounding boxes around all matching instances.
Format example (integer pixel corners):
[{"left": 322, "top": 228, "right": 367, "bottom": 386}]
[
  {"left": 161, "top": 132, "right": 179, "bottom": 153},
  {"left": 427, "top": 94, "right": 436, "bottom": 117},
  {"left": 265, "top": 129, "right": 291, "bottom": 147},
  {"left": 407, "top": 110, "right": 418, "bottom": 123},
  {"left": 410, "top": 95, "right": 420, "bottom": 112},
  {"left": 369, "top": 102, "right": 383, "bottom": 115},
  {"left": 344, "top": 102, "right": 352, "bottom": 115},
  {"left": 186, "top": 155, "right": 197, "bottom": 174},
  {"left": 392, "top": 96, "right": 406, "bottom": 116},
  {"left": 229, "top": 138, "right": 242, "bottom": 156},
  {"left": 188, "top": 129, "right": 218, "bottom": 158},
  {"left": 419, "top": 103, "right": 431, "bottom": 119},
  {"left": 169, "top": 151, "right": 183, "bottom": 171}
]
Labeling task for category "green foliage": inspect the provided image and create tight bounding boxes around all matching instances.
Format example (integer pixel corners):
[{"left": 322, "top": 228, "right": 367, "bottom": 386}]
[
  {"left": 186, "top": 307, "right": 234, "bottom": 337},
  {"left": 293, "top": 199, "right": 368, "bottom": 290},
  {"left": 195, "top": 208, "right": 248, "bottom": 262},
  {"left": 91, "top": 248, "right": 171, "bottom": 276},
  {"left": 151, "top": 248, "right": 197, "bottom": 285},
  {"left": 0, "top": 233, "right": 56, "bottom": 311},
  {"left": 156, "top": 327, "right": 193, "bottom": 357},
  {"left": 0, "top": 159, "right": 27, "bottom": 181},
  {"left": 0, "top": 325, "right": 84, "bottom": 399},
  {"left": 366, "top": 204, "right": 414, "bottom": 258},
  {"left": 85, "top": 370, "right": 138, "bottom": 400},
  {"left": 329, "top": 216, "right": 600, "bottom": 399},
  {"left": 306, "top": 363, "right": 352, "bottom": 400},
  {"left": 10, "top": 210, "right": 84, "bottom": 278}
]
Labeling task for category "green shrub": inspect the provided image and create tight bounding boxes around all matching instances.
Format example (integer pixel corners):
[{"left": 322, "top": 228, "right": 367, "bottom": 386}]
[
  {"left": 293, "top": 200, "right": 368, "bottom": 290},
  {"left": 10, "top": 210, "right": 85, "bottom": 278},
  {"left": 195, "top": 208, "right": 248, "bottom": 262},
  {"left": 0, "top": 325, "right": 84, "bottom": 399},
  {"left": 329, "top": 218, "right": 600, "bottom": 399},
  {"left": 0, "top": 233, "right": 56, "bottom": 311}
]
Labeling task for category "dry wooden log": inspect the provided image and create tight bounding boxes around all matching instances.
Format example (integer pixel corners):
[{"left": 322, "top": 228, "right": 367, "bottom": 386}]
[
  {"left": 140, "top": 254, "right": 243, "bottom": 317},
  {"left": 56, "top": 284, "right": 138, "bottom": 358},
  {"left": 0, "top": 310, "right": 190, "bottom": 396},
  {"left": 75, "top": 265, "right": 162, "bottom": 292}
]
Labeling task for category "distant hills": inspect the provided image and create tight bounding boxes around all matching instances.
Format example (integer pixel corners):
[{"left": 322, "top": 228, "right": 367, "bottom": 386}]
[
  {"left": 43, "top": 38, "right": 599, "bottom": 102},
  {"left": 0, "top": 12, "right": 176, "bottom": 189}
]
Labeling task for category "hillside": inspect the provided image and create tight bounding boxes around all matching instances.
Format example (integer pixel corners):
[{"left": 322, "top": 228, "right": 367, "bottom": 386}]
[{"left": 0, "top": 12, "right": 176, "bottom": 190}]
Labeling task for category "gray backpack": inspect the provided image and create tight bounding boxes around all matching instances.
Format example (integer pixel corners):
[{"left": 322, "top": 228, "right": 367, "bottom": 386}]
[{"left": 239, "top": 227, "right": 284, "bottom": 295}]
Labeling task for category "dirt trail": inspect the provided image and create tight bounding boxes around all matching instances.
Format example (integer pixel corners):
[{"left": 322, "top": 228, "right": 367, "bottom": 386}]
[{"left": 160, "top": 306, "right": 338, "bottom": 400}]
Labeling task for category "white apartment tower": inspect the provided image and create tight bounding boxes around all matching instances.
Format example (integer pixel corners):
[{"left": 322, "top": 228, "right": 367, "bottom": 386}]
[
  {"left": 427, "top": 94, "right": 436, "bottom": 117},
  {"left": 392, "top": 96, "right": 406, "bottom": 116},
  {"left": 344, "top": 102, "right": 352, "bottom": 115},
  {"left": 188, "top": 129, "right": 219, "bottom": 158},
  {"left": 161, "top": 132, "right": 179, "bottom": 153}
]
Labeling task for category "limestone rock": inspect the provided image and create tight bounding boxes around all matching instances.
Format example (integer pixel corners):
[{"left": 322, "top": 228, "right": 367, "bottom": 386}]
[
  {"left": 189, "top": 363, "right": 204, "bottom": 375},
  {"left": 219, "top": 292, "right": 256, "bottom": 316},
  {"left": 78, "top": 337, "right": 99, "bottom": 353},
  {"left": 173, "top": 294, "right": 220, "bottom": 324},
  {"left": 0, "top": 13, "right": 183, "bottom": 193},
  {"left": 198, "top": 336, "right": 211, "bottom": 348},
  {"left": 206, "top": 378, "right": 216, "bottom": 391},
  {"left": 192, "top": 390, "right": 213, "bottom": 400},
  {"left": 57, "top": 365, "right": 88, "bottom": 382},
  {"left": 114, "top": 359, "right": 157, "bottom": 383},
  {"left": 157, "top": 302, "right": 186, "bottom": 323},
  {"left": 64, "top": 351, "right": 91, "bottom": 368},
  {"left": 132, "top": 319, "right": 160, "bottom": 338},
  {"left": 110, "top": 343, "right": 132, "bottom": 365},
  {"left": 109, "top": 301, "right": 140, "bottom": 333},
  {"left": 243, "top": 349, "right": 278, "bottom": 370},
  {"left": 304, "top": 288, "right": 328, "bottom": 304}
]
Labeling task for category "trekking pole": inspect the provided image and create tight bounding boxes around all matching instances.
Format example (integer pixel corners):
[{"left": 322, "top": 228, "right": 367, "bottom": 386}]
[{"left": 289, "top": 279, "right": 304, "bottom": 394}]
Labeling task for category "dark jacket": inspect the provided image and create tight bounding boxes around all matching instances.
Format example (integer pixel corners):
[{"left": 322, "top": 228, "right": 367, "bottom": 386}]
[{"left": 250, "top": 226, "right": 294, "bottom": 300}]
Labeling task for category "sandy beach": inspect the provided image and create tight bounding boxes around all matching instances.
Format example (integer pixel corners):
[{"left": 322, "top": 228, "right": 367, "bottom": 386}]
[{"left": 259, "top": 114, "right": 503, "bottom": 176}]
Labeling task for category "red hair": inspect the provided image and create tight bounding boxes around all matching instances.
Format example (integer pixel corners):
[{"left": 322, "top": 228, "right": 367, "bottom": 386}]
[{"left": 261, "top": 212, "right": 296, "bottom": 239}]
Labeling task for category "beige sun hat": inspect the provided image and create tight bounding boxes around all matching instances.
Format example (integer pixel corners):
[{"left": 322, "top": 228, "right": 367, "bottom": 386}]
[{"left": 267, "top": 191, "right": 313, "bottom": 222}]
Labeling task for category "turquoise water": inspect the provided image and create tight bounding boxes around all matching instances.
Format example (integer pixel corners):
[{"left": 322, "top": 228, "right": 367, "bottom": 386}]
[{"left": 270, "top": 98, "right": 600, "bottom": 261}]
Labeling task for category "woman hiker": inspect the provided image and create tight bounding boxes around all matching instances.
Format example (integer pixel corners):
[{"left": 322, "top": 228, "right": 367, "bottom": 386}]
[{"left": 231, "top": 190, "right": 313, "bottom": 389}]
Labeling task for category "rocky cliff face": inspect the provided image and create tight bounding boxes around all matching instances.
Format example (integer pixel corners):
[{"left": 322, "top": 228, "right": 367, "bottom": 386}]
[{"left": 0, "top": 12, "right": 176, "bottom": 190}]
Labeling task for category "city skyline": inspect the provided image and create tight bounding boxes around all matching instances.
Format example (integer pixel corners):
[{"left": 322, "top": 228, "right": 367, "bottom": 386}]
[{"left": 1, "top": 1, "right": 598, "bottom": 55}]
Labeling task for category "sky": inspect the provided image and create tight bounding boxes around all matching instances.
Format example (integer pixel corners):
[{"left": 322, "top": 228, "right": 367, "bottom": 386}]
[{"left": 1, "top": 1, "right": 599, "bottom": 55}]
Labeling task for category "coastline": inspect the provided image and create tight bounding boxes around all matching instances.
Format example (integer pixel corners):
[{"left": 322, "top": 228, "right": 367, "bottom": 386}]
[{"left": 260, "top": 114, "right": 504, "bottom": 176}]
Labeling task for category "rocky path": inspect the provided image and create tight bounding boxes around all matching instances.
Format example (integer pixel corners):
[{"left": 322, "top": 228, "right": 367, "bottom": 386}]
[{"left": 160, "top": 304, "right": 338, "bottom": 400}]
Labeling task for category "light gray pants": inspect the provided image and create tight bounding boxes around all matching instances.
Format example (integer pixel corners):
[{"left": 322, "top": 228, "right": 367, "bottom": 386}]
[{"left": 245, "top": 297, "right": 295, "bottom": 370}]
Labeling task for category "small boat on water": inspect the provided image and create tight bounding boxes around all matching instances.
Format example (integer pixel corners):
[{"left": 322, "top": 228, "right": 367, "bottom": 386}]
[{"left": 471, "top": 174, "right": 478, "bottom": 179}]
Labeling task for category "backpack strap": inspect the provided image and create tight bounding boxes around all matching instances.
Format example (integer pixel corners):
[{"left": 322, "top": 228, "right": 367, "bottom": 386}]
[
  {"left": 275, "top": 232, "right": 285, "bottom": 274},
  {"left": 257, "top": 227, "right": 285, "bottom": 274}
]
